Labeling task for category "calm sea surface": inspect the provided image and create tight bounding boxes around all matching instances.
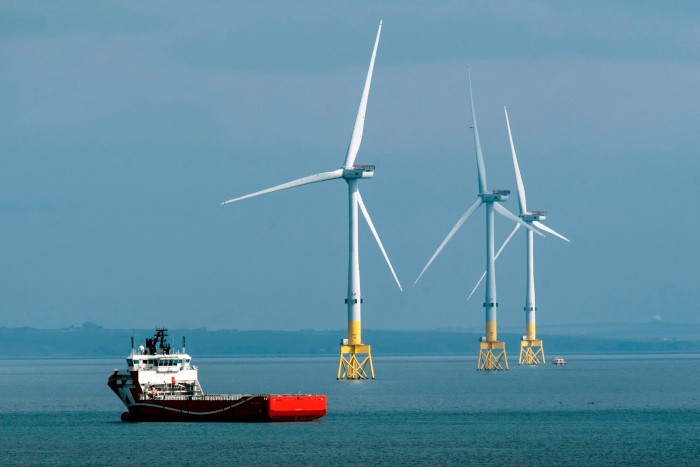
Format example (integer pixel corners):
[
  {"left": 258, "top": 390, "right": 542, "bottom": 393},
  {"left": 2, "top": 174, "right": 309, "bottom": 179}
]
[{"left": 1, "top": 354, "right": 699, "bottom": 465}]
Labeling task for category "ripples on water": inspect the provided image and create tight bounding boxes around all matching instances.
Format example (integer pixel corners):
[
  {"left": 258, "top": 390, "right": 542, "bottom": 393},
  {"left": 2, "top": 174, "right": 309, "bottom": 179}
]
[{"left": 1, "top": 355, "right": 699, "bottom": 465}]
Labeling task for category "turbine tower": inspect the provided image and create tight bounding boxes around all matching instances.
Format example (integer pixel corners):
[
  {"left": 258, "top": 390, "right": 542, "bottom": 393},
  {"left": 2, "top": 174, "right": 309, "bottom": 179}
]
[
  {"left": 413, "top": 73, "right": 542, "bottom": 371},
  {"left": 466, "top": 107, "right": 571, "bottom": 365},
  {"left": 222, "top": 21, "right": 402, "bottom": 380}
]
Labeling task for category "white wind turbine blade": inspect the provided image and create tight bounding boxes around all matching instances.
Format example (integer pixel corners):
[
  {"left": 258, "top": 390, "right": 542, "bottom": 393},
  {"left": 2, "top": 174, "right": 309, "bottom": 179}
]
[
  {"left": 467, "top": 223, "right": 521, "bottom": 301},
  {"left": 504, "top": 107, "right": 527, "bottom": 215},
  {"left": 413, "top": 197, "right": 483, "bottom": 287},
  {"left": 493, "top": 202, "right": 544, "bottom": 237},
  {"left": 468, "top": 71, "right": 488, "bottom": 194},
  {"left": 532, "top": 220, "right": 571, "bottom": 243},
  {"left": 343, "top": 21, "right": 382, "bottom": 169},
  {"left": 221, "top": 169, "right": 344, "bottom": 205},
  {"left": 356, "top": 190, "right": 403, "bottom": 291}
]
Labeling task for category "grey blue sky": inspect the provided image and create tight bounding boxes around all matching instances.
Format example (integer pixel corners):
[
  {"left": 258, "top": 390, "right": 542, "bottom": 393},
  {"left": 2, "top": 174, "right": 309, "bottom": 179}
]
[{"left": 1, "top": 1, "right": 699, "bottom": 330}]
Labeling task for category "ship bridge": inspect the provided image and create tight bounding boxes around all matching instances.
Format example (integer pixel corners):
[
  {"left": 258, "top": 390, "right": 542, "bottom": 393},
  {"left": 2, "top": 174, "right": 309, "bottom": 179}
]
[
  {"left": 127, "top": 354, "right": 193, "bottom": 372},
  {"left": 126, "top": 328, "right": 196, "bottom": 373}
]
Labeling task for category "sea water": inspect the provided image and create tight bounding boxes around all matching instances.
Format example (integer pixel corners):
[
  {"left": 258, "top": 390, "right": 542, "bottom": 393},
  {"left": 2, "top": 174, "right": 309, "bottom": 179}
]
[{"left": 1, "top": 354, "right": 699, "bottom": 465}]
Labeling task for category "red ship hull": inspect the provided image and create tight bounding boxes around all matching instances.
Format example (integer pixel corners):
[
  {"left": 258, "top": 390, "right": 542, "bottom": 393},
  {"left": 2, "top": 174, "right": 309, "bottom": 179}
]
[
  {"left": 108, "top": 371, "right": 326, "bottom": 422},
  {"left": 119, "top": 395, "right": 326, "bottom": 422}
]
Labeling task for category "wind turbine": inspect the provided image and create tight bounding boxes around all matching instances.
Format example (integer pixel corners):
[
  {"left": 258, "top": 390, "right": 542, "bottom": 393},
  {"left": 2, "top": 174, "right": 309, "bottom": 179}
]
[
  {"left": 413, "top": 73, "right": 543, "bottom": 370},
  {"left": 222, "top": 21, "right": 402, "bottom": 380},
  {"left": 466, "top": 107, "right": 570, "bottom": 365}
]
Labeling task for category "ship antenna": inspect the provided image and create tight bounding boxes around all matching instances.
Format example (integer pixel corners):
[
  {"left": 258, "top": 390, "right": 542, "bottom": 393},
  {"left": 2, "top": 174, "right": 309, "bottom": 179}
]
[
  {"left": 130, "top": 336, "right": 134, "bottom": 351},
  {"left": 182, "top": 336, "right": 186, "bottom": 353}
]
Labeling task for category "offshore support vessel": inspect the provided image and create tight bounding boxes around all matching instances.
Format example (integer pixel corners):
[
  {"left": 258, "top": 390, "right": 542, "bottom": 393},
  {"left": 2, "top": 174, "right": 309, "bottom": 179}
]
[{"left": 107, "top": 328, "right": 326, "bottom": 422}]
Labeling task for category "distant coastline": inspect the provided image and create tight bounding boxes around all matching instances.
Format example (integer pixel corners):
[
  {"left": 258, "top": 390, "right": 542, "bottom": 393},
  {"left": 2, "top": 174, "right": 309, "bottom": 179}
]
[{"left": 2, "top": 321, "right": 699, "bottom": 358}]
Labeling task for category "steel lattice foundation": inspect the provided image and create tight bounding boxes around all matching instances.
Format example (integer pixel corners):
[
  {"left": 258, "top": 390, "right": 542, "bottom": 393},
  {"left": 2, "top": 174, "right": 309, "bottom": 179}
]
[
  {"left": 337, "top": 343, "right": 374, "bottom": 380},
  {"left": 477, "top": 340, "right": 508, "bottom": 370},
  {"left": 519, "top": 339, "right": 545, "bottom": 365}
]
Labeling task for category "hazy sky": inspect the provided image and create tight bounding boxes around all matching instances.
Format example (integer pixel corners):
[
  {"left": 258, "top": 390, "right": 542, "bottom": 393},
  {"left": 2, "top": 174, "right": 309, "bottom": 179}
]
[{"left": 1, "top": 1, "right": 699, "bottom": 331}]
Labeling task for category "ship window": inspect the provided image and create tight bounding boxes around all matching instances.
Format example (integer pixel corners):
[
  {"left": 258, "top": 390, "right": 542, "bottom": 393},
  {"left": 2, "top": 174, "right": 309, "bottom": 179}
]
[
  {"left": 133, "top": 360, "right": 139, "bottom": 364},
  {"left": 126, "top": 359, "right": 133, "bottom": 366}
]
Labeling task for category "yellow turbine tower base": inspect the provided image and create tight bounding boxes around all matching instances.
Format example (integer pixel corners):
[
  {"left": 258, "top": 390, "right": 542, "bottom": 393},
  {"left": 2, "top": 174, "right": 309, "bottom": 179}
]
[
  {"left": 337, "top": 343, "right": 374, "bottom": 380},
  {"left": 477, "top": 340, "right": 508, "bottom": 370},
  {"left": 519, "top": 339, "right": 545, "bottom": 365}
]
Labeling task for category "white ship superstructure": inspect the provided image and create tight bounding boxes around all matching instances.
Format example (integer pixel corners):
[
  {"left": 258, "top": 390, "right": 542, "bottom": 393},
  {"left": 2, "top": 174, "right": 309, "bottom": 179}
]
[{"left": 110, "top": 328, "right": 203, "bottom": 406}]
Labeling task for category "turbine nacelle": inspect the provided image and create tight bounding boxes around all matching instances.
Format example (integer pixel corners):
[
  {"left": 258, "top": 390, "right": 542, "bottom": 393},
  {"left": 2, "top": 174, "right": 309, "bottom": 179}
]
[
  {"left": 479, "top": 189, "right": 510, "bottom": 202},
  {"left": 522, "top": 211, "right": 546, "bottom": 222},
  {"left": 343, "top": 164, "right": 375, "bottom": 179}
]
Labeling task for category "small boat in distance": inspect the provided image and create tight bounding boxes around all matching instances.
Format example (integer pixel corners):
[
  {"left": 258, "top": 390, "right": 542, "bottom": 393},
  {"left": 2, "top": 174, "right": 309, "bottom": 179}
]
[
  {"left": 552, "top": 357, "right": 567, "bottom": 365},
  {"left": 107, "top": 328, "right": 326, "bottom": 422}
]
